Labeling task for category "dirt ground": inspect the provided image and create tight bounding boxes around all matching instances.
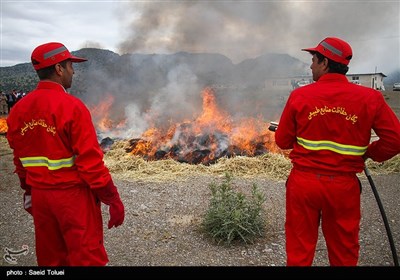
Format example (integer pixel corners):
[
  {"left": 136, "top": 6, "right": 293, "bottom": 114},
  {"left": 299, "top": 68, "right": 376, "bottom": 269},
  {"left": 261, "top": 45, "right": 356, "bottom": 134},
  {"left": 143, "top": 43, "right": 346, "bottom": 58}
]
[
  {"left": 382, "top": 89, "right": 400, "bottom": 119},
  {"left": 0, "top": 90, "right": 399, "bottom": 272},
  {"left": 1, "top": 137, "right": 399, "bottom": 269}
]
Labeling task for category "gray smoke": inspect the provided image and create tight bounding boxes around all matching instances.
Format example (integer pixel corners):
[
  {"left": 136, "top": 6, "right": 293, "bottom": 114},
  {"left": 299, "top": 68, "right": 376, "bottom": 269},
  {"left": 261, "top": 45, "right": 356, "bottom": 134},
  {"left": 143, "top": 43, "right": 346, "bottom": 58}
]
[
  {"left": 87, "top": 1, "right": 399, "bottom": 140},
  {"left": 117, "top": 1, "right": 399, "bottom": 69}
]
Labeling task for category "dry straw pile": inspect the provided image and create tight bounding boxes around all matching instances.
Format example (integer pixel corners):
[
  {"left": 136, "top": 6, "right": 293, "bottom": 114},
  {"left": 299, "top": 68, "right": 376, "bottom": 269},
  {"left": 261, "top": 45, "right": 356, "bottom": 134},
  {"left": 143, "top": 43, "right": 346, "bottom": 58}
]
[{"left": 104, "top": 140, "right": 400, "bottom": 182}]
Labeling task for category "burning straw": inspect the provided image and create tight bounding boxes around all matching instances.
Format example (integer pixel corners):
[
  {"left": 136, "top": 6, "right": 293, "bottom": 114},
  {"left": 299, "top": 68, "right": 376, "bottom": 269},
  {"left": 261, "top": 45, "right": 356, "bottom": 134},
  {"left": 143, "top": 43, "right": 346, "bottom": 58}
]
[
  {"left": 104, "top": 139, "right": 400, "bottom": 183},
  {"left": 104, "top": 140, "right": 291, "bottom": 182}
]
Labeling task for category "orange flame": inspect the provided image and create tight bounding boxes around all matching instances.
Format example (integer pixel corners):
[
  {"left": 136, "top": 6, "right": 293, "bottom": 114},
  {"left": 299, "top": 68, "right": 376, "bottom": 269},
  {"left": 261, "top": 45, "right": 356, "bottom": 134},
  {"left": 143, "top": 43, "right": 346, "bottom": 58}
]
[
  {"left": 89, "top": 87, "right": 280, "bottom": 164},
  {"left": 88, "top": 94, "right": 126, "bottom": 133},
  {"left": 195, "top": 87, "right": 231, "bottom": 134},
  {"left": 0, "top": 117, "right": 7, "bottom": 134},
  {"left": 127, "top": 87, "right": 279, "bottom": 163}
]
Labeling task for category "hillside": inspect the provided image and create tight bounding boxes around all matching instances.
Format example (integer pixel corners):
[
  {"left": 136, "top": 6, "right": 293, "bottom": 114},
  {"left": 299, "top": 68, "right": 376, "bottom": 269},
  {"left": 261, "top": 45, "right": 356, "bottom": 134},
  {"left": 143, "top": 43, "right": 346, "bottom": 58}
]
[
  {"left": 0, "top": 49, "right": 308, "bottom": 95},
  {"left": 1, "top": 48, "right": 399, "bottom": 97}
]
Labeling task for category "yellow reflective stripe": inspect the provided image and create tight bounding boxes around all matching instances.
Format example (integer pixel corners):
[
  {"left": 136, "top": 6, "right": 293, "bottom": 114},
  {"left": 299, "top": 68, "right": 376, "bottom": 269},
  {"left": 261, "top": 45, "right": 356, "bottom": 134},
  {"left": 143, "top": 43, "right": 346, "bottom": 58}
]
[
  {"left": 20, "top": 156, "right": 75, "bottom": 170},
  {"left": 297, "top": 137, "right": 367, "bottom": 156}
]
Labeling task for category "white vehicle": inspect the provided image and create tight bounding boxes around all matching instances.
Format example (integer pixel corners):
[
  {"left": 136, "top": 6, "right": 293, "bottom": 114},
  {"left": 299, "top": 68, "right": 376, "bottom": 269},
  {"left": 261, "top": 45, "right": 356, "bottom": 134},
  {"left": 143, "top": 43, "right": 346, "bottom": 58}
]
[
  {"left": 296, "top": 80, "right": 311, "bottom": 87},
  {"left": 393, "top": 83, "right": 400, "bottom": 91}
]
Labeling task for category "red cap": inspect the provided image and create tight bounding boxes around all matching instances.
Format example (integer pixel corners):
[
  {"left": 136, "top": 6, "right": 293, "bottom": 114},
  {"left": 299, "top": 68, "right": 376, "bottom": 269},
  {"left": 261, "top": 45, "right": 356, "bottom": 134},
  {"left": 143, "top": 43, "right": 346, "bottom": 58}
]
[
  {"left": 302, "top": 37, "right": 352, "bottom": 65},
  {"left": 31, "top": 42, "right": 87, "bottom": 70}
]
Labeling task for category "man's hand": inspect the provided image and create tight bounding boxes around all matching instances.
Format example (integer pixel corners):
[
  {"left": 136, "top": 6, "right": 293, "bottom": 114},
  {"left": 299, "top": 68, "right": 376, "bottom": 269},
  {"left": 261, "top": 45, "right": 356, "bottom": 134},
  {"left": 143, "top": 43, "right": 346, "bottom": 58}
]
[
  {"left": 108, "top": 199, "right": 125, "bottom": 229},
  {"left": 93, "top": 180, "right": 125, "bottom": 229}
]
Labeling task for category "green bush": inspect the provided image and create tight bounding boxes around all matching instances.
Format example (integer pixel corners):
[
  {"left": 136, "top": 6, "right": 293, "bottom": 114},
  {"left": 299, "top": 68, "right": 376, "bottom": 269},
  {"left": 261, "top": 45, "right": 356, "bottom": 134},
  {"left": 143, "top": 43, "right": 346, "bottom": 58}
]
[{"left": 201, "top": 173, "right": 267, "bottom": 245}]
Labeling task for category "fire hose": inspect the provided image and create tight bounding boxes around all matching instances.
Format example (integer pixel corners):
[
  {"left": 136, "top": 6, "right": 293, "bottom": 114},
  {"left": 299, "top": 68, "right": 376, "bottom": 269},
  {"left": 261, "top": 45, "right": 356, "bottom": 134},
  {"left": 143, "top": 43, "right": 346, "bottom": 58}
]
[
  {"left": 268, "top": 121, "right": 399, "bottom": 266},
  {"left": 364, "top": 166, "right": 399, "bottom": 266}
]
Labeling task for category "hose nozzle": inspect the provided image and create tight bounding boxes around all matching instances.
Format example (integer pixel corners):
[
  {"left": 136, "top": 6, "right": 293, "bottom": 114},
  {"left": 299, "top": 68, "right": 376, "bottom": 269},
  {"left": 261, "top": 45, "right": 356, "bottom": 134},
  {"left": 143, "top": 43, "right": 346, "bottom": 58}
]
[{"left": 269, "top": 121, "right": 279, "bottom": 132}]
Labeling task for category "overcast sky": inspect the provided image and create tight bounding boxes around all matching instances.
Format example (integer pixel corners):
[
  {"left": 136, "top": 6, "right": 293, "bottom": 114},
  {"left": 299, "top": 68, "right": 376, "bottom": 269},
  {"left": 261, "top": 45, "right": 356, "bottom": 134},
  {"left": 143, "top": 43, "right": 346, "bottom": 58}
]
[{"left": 1, "top": 0, "right": 399, "bottom": 74}]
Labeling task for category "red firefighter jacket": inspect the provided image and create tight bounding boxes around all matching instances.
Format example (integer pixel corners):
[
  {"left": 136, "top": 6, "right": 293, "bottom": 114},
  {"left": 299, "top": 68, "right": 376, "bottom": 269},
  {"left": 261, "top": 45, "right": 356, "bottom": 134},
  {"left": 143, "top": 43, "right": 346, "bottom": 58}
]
[
  {"left": 275, "top": 73, "right": 400, "bottom": 173},
  {"left": 6, "top": 81, "right": 112, "bottom": 189}
]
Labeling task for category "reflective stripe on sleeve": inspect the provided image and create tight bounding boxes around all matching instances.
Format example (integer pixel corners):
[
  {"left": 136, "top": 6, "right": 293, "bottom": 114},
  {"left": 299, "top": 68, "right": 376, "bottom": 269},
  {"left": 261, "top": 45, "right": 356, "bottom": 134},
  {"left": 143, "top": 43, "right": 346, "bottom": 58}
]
[
  {"left": 297, "top": 137, "right": 367, "bottom": 156},
  {"left": 20, "top": 156, "right": 75, "bottom": 170}
]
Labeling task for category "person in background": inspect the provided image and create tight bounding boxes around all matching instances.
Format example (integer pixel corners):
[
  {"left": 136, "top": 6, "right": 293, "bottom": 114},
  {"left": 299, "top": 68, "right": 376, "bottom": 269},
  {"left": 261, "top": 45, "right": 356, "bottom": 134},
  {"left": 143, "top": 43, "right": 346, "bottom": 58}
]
[
  {"left": 6, "top": 42, "right": 125, "bottom": 266},
  {"left": 275, "top": 37, "right": 400, "bottom": 266},
  {"left": 15, "top": 90, "right": 23, "bottom": 103},
  {"left": 6, "top": 90, "right": 15, "bottom": 113},
  {"left": 0, "top": 91, "right": 8, "bottom": 115}
]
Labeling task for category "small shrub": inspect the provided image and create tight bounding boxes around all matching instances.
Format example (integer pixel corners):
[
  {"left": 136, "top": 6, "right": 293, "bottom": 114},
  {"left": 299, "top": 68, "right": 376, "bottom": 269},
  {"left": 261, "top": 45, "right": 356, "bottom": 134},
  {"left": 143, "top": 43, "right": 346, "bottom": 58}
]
[{"left": 201, "top": 173, "right": 267, "bottom": 245}]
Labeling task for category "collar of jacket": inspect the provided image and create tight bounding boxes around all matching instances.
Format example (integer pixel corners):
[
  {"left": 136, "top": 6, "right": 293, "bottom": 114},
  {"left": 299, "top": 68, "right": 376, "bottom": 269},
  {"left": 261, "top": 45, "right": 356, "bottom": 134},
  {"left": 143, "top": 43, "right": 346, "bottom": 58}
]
[
  {"left": 36, "top": 80, "right": 67, "bottom": 92},
  {"left": 319, "top": 73, "right": 349, "bottom": 83}
]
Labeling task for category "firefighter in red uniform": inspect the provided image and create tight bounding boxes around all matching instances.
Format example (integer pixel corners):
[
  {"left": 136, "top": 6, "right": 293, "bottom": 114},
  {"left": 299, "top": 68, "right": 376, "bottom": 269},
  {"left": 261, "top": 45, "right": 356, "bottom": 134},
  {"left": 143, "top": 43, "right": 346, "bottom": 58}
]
[
  {"left": 6, "top": 42, "right": 125, "bottom": 266},
  {"left": 275, "top": 37, "right": 400, "bottom": 266}
]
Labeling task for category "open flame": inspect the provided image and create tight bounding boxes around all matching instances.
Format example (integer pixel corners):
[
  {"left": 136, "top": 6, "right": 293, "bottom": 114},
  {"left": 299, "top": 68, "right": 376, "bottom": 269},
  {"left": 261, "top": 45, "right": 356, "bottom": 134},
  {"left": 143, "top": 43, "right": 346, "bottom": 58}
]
[
  {"left": 92, "top": 87, "right": 280, "bottom": 164},
  {"left": 88, "top": 95, "right": 126, "bottom": 133},
  {"left": 0, "top": 117, "right": 7, "bottom": 134},
  {"left": 0, "top": 89, "right": 280, "bottom": 165}
]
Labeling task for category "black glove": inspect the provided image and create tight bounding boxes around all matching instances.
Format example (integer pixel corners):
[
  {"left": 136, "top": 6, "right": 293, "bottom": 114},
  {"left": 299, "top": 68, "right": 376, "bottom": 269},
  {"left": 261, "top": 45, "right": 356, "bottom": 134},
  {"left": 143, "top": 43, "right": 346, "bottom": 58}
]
[{"left": 93, "top": 180, "right": 125, "bottom": 229}]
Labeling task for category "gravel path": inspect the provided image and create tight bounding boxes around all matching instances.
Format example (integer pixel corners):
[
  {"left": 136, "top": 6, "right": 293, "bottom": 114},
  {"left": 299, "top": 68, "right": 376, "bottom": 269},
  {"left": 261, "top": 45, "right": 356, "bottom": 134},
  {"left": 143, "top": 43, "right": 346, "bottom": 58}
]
[{"left": 1, "top": 135, "right": 399, "bottom": 268}]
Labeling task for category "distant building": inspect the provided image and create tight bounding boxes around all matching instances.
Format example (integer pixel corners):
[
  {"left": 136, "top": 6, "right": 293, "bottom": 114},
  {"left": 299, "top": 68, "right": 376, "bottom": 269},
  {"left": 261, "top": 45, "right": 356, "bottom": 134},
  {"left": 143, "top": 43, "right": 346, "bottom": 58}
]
[{"left": 346, "top": 72, "right": 386, "bottom": 90}]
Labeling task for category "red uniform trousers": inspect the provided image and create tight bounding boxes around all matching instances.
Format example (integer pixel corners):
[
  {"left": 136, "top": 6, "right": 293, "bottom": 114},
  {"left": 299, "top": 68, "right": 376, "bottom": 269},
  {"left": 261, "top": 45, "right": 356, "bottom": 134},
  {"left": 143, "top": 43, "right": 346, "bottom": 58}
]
[
  {"left": 285, "top": 167, "right": 361, "bottom": 266},
  {"left": 31, "top": 186, "right": 108, "bottom": 266}
]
